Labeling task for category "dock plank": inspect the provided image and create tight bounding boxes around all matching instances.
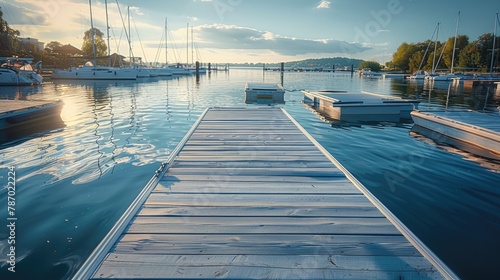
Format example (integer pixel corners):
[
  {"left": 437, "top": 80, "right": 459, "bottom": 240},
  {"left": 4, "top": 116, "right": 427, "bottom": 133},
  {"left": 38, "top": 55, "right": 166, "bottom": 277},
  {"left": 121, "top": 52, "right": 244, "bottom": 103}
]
[
  {"left": 99, "top": 253, "right": 440, "bottom": 273},
  {"left": 80, "top": 108, "right": 454, "bottom": 280},
  {"left": 154, "top": 180, "right": 360, "bottom": 194},
  {"left": 145, "top": 193, "right": 372, "bottom": 207},
  {"left": 138, "top": 206, "right": 384, "bottom": 217},
  {"left": 94, "top": 254, "right": 442, "bottom": 279},
  {"left": 113, "top": 237, "right": 418, "bottom": 256}
]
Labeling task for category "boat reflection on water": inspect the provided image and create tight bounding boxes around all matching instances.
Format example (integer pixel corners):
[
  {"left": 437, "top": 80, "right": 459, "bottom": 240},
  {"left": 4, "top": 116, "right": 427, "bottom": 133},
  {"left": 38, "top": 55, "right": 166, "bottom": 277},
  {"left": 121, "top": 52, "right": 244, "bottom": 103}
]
[
  {"left": 50, "top": 78, "right": 139, "bottom": 88},
  {"left": 410, "top": 125, "right": 500, "bottom": 173},
  {"left": 0, "top": 114, "right": 65, "bottom": 147},
  {"left": 0, "top": 84, "right": 44, "bottom": 99}
]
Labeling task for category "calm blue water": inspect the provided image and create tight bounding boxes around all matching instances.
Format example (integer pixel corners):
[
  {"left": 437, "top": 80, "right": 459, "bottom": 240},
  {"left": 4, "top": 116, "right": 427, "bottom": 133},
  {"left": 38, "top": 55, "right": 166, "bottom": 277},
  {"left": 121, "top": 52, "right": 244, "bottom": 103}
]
[{"left": 0, "top": 69, "right": 499, "bottom": 279}]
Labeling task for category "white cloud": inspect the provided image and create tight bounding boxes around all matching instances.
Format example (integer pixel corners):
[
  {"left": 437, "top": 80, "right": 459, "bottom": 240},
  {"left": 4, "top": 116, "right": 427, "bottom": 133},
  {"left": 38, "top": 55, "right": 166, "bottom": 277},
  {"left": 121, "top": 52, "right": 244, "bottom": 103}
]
[
  {"left": 195, "top": 24, "right": 370, "bottom": 56},
  {"left": 129, "top": 6, "right": 144, "bottom": 16},
  {"left": 316, "top": 1, "right": 331, "bottom": 9}
]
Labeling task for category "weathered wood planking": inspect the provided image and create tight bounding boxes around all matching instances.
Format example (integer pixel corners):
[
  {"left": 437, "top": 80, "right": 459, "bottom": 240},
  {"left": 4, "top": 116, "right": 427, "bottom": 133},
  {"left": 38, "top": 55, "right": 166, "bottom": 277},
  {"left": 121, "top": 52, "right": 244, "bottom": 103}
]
[{"left": 79, "top": 107, "right": 455, "bottom": 280}]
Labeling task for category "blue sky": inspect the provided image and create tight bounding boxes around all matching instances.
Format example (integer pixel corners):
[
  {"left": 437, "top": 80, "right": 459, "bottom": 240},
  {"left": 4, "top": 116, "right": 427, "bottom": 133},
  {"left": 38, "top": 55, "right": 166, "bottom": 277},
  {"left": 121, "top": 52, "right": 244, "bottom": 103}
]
[{"left": 1, "top": 0, "right": 499, "bottom": 64}]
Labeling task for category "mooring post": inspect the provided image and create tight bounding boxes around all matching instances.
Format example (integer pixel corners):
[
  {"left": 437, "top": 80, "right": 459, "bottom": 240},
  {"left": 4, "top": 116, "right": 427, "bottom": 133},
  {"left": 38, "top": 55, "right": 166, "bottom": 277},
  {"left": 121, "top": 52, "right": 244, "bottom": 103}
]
[
  {"left": 195, "top": 61, "right": 200, "bottom": 81},
  {"left": 280, "top": 62, "right": 284, "bottom": 86}
]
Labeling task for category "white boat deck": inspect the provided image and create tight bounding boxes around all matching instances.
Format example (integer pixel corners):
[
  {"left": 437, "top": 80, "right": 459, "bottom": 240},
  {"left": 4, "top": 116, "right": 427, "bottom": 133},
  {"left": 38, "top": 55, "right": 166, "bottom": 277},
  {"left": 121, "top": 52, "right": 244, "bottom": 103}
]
[
  {"left": 73, "top": 107, "right": 457, "bottom": 280},
  {"left": 411, "top": 110, "right": 500, "bottom": 156}
]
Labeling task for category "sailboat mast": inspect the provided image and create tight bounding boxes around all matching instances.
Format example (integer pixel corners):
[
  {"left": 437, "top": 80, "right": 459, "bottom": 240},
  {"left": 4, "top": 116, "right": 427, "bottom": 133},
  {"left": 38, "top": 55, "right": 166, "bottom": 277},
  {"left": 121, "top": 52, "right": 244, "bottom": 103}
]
[
  {"left": 165, "top": 17, "right": 168, "bottom": 65},
  {"left": 89, "top": 0, "right": 97, "bottom": 66},
  {"left": 490, "top": 13, "right": 499, "bottom": 76},
  {"left": 191, "top": 26, "right": 194, "bottom": 65},
  {"left": 105, "top": 0, "right": 110, "bottom": 66},
  {"left": 451, "top": 11, "right": 460, "bottom": 74},
  {"left": 432, "top": 23, "right": 440, "bottom": 74},
  {"left": 186, "top": 23, "right": 189, "bottom": 65},
  {"left": 128, "top": 6, "right": 132, "bottom": 67}
]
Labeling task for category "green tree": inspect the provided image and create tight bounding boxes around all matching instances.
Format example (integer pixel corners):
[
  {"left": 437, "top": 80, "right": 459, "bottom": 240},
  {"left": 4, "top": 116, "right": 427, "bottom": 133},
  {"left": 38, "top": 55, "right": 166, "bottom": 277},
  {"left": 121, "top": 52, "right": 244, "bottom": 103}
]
[
  {"left": 391, "top": 43, "right": 419, "bottom": 72},
  {"left": 81, "top": 28, "right": 107, "bottom": 57},
  {"left": 46, "top": 41, "right": 62, "bottom": 51},
  {"left": 389, "top": 33, "right": 497, "bottom": 73},
  {"left": 358, "top": 61, "right": 382, "bottom": 72},
  {"left": 432, "top": 43, "right": 450, "bottom": 72},
  {"left": 458, "top": 42, "right": 482, "bottom": 70},
  {"left": 442, "top": 35, "right": 469, "bottom": 71},
  {"left": 474, "top": 33, "right": 500, "bottom": 71},
  {"left": 385, "top": 61, "right": 395, "bottom": 70},
  {"left": 408, "top": 51, "right": 424, "bottom": 73},
  {"left": 0, "top": 7, "right": 20, "bottom": 56}
]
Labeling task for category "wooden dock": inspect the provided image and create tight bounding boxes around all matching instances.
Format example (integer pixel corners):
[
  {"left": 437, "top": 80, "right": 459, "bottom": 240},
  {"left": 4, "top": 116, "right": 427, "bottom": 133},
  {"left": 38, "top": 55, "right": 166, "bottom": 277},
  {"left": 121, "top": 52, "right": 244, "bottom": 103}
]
[{"left": 73, "top": 107, "right": 457, "bottom": 279}]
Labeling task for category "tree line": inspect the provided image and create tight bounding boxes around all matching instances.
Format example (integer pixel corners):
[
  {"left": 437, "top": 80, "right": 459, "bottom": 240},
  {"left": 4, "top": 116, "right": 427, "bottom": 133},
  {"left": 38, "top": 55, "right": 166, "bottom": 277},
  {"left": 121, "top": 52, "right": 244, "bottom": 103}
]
[{"left": 386, "top": 33, "right": 499, "bottom": 73}]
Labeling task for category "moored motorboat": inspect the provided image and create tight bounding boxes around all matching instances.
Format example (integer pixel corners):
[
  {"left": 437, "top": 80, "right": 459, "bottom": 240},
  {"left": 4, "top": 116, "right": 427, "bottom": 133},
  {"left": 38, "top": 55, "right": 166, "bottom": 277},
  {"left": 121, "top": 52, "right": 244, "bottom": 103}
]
[{"left": 0, "top": 57, "right": 43, "bottom": 86}]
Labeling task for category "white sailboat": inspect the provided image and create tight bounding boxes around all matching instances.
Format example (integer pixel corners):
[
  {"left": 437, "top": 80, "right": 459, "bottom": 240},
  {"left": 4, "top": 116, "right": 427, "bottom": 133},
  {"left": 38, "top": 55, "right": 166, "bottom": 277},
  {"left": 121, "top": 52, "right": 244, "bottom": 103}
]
[
  {"left": 168, "top": 23, "right": 193, "bottom": 76},
  {"left": 432, "top": 12, "right": 464, "bottom": 81},
  {"left": 154, "top": 18, "right": 173, "bottom": 77},
  {"left": 51, "top": 0, "right": 136, "bottom": 80},
  {"left": 408, "top": 23, "right": 440, "bottom": 80},
  {"left": 488, "top": 13, "right": 499, "bottom": 77},
  {"left": 124, "top": 5, "right": 157, "bottom": 78},
  {"left": 0, "top": 57, "right": 43, "bottom": 86},
  {"left": 187, "top": 25, "right": 207, "bottom": 74}
]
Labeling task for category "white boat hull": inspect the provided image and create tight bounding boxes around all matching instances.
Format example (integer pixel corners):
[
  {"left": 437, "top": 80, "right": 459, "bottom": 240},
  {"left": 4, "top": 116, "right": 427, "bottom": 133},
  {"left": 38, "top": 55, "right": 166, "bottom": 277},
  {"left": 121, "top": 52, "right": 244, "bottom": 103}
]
[
  {"left": 135, "top": 68, "right": 151, "bottom": 78},
  {"left": 171, "top": 68, "right": 193, "bottom": 75},
  {"left": 0, "top": 68, "right": 43, "bottom": 86},
  {"left": 155, "top": 68, "right": 173, "bottom": 76},
  {"left": 51, "top": 66, "right": 137, "bottom": 80}
]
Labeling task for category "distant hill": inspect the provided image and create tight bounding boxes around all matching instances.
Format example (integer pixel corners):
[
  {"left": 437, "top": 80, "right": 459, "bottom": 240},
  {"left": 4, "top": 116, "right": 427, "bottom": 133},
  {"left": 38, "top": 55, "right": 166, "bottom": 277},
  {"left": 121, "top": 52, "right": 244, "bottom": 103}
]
[{"left": 229, "top": 57, "right": 364, "bottom": 69}]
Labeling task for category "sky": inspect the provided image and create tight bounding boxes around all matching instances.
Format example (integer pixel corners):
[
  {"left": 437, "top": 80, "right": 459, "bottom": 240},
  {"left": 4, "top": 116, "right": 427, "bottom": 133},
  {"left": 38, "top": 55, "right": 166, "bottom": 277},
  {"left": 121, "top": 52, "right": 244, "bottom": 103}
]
[{"left": 1, "top": 0, "right": 499, "bottom": 64}]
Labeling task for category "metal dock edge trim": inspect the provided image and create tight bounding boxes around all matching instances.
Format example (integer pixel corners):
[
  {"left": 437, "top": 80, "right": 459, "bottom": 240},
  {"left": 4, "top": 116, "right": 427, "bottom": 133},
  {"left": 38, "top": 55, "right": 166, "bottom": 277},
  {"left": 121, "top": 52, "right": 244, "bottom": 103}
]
[
  {"left": 71, "top": 108, "right": 210, "bottom": 280},
  {"left": 281, "top": 108, "right": 459, "bottom": 280}
]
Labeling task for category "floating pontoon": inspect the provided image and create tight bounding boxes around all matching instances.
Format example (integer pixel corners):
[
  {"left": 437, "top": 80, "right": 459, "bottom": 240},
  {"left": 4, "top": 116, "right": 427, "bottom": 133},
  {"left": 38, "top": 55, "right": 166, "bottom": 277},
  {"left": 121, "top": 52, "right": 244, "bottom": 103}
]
[
  {"left": 303, "top": 90, "right": 420, "bottom": 122},
  {"left": 245, "top": 83, "right": 285, "bottom": 104}
]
